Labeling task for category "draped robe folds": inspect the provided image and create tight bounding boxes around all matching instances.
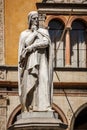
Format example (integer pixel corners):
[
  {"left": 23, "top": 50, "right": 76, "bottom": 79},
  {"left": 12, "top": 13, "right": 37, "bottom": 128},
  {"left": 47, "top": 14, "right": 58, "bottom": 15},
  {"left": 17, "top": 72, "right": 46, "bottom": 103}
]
[{"left": 18, "top": 28, "right": 53, "bottom": 111}]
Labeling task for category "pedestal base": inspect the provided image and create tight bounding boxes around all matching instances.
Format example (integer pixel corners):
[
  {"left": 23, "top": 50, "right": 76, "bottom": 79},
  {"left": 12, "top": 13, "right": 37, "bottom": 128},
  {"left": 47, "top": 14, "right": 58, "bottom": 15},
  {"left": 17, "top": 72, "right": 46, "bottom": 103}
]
[{"left": 8, "top": 111, "right": 68, "bottom": 130}]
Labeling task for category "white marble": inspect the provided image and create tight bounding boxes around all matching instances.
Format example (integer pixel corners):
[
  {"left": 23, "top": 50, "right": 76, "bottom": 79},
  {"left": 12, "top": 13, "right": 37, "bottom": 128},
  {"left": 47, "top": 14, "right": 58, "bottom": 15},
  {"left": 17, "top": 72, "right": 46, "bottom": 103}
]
[{"left": 18, "top": 11, "right": 53, "bottom": 112}]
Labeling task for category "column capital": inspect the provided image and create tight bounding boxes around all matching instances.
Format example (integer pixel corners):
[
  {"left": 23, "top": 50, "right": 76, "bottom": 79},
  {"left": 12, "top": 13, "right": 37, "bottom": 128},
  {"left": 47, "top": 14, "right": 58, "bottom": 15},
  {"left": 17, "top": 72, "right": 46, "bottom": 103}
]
[{"left": 66, "top": 27, "right": 72, "bottom": 31}]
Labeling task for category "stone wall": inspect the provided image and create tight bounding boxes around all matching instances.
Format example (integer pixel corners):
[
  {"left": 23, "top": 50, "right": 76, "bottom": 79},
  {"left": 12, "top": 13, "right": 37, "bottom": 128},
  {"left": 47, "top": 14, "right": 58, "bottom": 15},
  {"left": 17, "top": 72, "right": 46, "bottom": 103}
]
[
  {"left": 0, "top": 98, "right": 7, "bottom": 130},
  {"left": 0, "top": 0, "right": 4, "bottom": 65},
  {"left": 4, "top": 0, "right": 41, "bottom": 65}
]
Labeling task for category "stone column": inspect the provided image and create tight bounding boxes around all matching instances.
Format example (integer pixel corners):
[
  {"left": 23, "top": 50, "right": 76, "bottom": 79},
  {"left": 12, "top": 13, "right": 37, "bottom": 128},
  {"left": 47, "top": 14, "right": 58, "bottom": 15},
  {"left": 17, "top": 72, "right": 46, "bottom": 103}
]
[{"left": 65, "top": 27, "right": 71, "bottom": 66}]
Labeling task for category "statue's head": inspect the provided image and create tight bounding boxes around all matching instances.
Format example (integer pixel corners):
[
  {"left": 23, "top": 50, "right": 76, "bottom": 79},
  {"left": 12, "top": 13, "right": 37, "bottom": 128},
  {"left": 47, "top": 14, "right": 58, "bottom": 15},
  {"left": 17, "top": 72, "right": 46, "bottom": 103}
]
[{"left": 28, "top": 11, "right": 39, "bottom": 30}]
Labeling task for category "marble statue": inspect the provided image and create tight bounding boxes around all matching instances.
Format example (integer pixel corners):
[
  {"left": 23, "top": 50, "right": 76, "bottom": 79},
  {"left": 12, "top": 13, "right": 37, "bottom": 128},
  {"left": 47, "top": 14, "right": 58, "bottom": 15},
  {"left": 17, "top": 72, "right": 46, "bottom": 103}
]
[{"left": 18, "top": 11, "right": 53, "bottom": 112}]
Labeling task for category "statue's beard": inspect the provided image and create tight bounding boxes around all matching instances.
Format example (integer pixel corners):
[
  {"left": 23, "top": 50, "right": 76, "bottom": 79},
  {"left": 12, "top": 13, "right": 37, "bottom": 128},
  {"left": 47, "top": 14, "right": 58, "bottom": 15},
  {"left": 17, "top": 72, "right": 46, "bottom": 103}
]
[{"left": 31, "top": 24, "right": 38, "bottom": 31}]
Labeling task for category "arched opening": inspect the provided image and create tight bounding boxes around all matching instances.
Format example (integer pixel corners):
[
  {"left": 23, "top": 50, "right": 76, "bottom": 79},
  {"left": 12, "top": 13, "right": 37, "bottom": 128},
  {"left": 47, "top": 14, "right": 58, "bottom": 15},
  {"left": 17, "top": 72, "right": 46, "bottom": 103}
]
[
  {"left": 70, "top": 103, "right": 87, "bottom": 130},
  {"left": 74, "top": 107, "right": 87, "bottom": 130},
  {"left": 70, "top": 19, "right": 87, "bottom": 68},
  {"left": 11, "top": 108, "right": 21, "bottom": 124},
  {"left": 48, "top": 19, "right": 65, "bottom": 68},
  {"left": 7, "top": 105, "right": 21, "bottom": 128}
]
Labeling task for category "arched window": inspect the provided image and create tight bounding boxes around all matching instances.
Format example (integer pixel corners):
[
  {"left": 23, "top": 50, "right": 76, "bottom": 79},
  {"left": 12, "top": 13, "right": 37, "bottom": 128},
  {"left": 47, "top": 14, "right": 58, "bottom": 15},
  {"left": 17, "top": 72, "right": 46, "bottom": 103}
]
[
  {"left": 70, "top": 20, "right": 87, "bottom": 68},
  {"left": 48, "top": 19, "right": 65, "bottom": 68}
]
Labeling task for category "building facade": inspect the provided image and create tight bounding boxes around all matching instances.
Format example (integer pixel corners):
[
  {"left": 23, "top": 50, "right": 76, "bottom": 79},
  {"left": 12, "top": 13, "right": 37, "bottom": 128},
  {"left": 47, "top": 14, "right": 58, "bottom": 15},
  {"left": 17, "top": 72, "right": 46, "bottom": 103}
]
[{"left": 0, "top": 0, "right": 87, "bottom": 130}]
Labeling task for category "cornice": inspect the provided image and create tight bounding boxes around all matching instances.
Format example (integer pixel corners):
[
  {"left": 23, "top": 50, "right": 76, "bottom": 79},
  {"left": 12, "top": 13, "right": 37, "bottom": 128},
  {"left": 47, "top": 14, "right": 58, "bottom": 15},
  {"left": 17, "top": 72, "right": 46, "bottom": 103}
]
[{"left": 36, "top": 3, "right": 87, "bottom": 15}]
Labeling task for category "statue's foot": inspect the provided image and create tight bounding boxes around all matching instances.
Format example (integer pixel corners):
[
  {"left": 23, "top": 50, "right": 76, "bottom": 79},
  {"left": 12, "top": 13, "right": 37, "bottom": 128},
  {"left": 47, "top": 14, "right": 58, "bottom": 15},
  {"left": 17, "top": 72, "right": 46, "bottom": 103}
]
[
  {"left": 46, "top": 107, "right": 53, "bottom": 111},
  {"left": 28, "top": 105, "right": 33, "bottom": 112},
  {"left": 23, "top": 107, "right": 28, "bottom": 113},
  {"left": 35, "top": 106, "right": 53, "bottom": 112}
]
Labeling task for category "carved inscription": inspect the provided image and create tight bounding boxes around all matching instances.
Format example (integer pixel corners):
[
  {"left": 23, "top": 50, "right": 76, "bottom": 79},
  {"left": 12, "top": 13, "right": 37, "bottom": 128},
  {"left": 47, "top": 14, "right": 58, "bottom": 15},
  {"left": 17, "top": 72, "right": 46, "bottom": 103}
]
[{"left": 0, "top": 70, "right": 6, "bottom": 80}]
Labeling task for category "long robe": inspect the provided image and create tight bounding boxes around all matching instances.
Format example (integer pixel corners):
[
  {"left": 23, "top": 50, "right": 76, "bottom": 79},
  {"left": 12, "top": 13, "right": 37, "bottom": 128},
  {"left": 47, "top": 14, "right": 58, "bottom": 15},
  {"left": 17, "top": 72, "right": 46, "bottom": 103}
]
[{"left": 18, "top": 28, "right": 53, "bottom": 111}]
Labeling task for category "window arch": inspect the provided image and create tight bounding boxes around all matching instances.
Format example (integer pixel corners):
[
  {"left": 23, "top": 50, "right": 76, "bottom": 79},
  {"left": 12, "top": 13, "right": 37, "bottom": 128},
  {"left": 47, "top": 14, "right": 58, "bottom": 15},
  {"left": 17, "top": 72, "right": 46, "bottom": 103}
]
[
  {"left": 48, "top": 19, "right": 65, "bottom": 68},
  {"left": 70, "top": 19, "right": 87, "bottom": 68}
]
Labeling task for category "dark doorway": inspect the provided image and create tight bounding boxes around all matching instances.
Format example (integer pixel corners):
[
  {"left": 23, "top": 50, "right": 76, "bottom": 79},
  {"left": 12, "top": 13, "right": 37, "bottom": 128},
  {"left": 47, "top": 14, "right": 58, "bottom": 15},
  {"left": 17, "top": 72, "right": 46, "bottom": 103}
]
[{"left": 74, "top": 107, "right": 87, "bottom": 130}]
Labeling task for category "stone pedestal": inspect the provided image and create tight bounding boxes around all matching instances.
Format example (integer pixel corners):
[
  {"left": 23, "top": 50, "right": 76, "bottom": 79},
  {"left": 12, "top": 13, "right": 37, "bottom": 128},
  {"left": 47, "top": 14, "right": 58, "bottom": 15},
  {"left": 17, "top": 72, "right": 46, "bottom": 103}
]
[{"left": 8, "top": 111, "right": 67, "bottom": 130}]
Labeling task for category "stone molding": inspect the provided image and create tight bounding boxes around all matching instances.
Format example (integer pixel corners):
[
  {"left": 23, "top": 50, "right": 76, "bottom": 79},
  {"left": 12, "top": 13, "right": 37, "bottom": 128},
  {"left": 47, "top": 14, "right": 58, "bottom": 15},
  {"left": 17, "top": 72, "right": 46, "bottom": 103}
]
[
  {"left": 42, "top": 0, "right": 87, "bottom": 3},
  {"left": 36, "top": 3, "right": 87, "bottom": 15}
]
